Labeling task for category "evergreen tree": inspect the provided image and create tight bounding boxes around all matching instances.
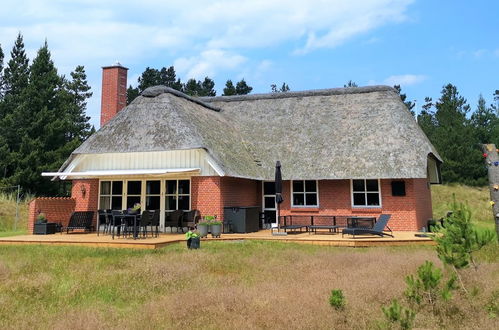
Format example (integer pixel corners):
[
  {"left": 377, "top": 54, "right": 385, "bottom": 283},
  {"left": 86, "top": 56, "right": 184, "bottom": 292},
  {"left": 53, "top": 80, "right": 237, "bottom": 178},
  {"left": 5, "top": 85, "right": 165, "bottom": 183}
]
[
  {"left": 419, "top": 84, "right": 485, "bottom": 185},
  {"left": 137, "top": 67, "right": 161, "bottom": 92},
  {"left": 159, "top": 66, "right": 183, "bottom": 91},
  {"left": 127, "top": 85, "right": 139, "bottom": 105},
  {"left": 471, "top": 94, "right": 498, "bottom": 144},
  {"left": 199, "top": 77, "right": 216, "bottom": 96},
  {"left": 64, "top": 65, "right": 93, "bottom": 141},
  {"left": 3, "top": 33, "right": 29, "bottom": 97},
  {"left": 183, "top": 78, "right": 201, "bottom": 96},
  {"left": 344, "top": 80, "right": 358, "bottom": 87},
  {"left": 271, "top": 82, "right": 290, "bottom": 93},
  {"left": 0, "top": 43, "right": 4, "bottom": 98},
  {"left": 223, "top": 80, "right": 236, "bottom": 96},
  {"left": 393, "top": 84, "right": 416, "bottom": 116},
  {"left": 235, "top": 79, "right": 252, "bottom": 95}
]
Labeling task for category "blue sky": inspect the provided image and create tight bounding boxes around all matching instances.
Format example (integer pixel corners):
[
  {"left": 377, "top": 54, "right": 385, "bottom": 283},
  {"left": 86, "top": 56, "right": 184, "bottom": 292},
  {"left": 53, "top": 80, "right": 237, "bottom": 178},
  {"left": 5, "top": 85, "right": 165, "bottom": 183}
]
[{"left": 1, "top": 0, "right": 498, "bottom": 128}]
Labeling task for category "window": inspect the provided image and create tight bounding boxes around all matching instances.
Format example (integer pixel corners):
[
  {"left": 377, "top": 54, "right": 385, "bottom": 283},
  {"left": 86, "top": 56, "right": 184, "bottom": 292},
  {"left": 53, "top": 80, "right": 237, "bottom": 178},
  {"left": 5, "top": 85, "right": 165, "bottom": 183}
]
[
  {"left": 126, "top": 180, "right": 142, "bottom": 209},
  {"left": 352, "top": 179, "right": 381, "bottom": 207},
  {"left": 145, "top": 180, "right": 161, "bottom": 210},
  {"left": 391, "top": 181, "right": 406, "bottom": 196},
  {"left": 292, "top": 180, "right": 318, "bottom": 207},
  {"left": 165, "top": 179, "right": 190, "bottom": 211},
  {"left": 99, "top": 181, "right": 123, "bottom": 210}
]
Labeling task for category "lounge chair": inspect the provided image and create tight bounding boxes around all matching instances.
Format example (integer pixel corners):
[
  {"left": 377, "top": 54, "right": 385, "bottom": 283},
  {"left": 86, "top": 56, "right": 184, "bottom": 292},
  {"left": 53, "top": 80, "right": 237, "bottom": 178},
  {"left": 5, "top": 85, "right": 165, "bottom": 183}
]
[
  {"left": 341, "top": 214, "right": 393, "bottom": 238},
  {"left": 64, "top": 211, "right": 95, "bottom": 234}
]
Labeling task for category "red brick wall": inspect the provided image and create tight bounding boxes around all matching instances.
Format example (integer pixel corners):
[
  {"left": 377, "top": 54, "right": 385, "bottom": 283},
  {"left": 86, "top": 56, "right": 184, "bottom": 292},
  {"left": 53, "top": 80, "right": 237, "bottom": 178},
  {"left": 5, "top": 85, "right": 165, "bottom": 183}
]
[
  {"left": 191, "top": 176, "right": 260, "bottom": 221},
  {"left": 275, "top": 179, "right": 431, "bottom": 231},
  {"left": 191, "top": 176, "right": 223, "bottom": 219},
  {"left": 28, "top": 198, "right": 75, "bottom": 233},
  {"left": 414, "top": 178, "right": 433, "bottom": 231},
  {"left": 100, "top": 65, "right": 128, "bottom": 126},
  {"left": 221, "top": 177, "right": 260, "bottom": 208},
  {"left": 71, "top": 179, "right": 99, "bottom": 227}
]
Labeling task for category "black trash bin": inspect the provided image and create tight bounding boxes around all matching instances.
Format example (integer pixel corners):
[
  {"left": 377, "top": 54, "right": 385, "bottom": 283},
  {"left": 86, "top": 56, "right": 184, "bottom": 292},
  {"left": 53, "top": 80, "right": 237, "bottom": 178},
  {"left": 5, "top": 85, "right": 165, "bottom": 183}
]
[{"left": 190, "top": 236, "right": 200, "bottom": 249}]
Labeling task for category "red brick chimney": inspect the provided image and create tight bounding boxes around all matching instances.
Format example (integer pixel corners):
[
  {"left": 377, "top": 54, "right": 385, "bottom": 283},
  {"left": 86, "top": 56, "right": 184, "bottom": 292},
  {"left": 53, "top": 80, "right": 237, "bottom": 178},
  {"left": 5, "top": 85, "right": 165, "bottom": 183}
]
[{"left": 100, "top": 62, "right": 128, "bottom": 127}]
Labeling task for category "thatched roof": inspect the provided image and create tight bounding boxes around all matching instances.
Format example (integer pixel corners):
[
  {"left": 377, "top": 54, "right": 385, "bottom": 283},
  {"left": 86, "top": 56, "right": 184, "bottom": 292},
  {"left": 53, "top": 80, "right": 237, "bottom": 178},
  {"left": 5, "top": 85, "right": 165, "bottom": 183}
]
[{"left": 72, "top": 85, "right": 441, "bottom": 180}]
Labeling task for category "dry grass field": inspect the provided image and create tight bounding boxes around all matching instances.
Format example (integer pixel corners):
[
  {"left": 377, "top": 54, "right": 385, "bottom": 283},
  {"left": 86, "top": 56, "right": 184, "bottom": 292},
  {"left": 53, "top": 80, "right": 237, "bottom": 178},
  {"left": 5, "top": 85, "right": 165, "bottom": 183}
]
[{"left": 0, "top": 241, "right": 497, "bottom": 330}]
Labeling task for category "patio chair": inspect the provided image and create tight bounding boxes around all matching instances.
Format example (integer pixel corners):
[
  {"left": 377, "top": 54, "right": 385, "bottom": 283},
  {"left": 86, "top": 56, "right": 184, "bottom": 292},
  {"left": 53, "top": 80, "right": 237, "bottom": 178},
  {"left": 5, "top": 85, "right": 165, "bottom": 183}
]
[
  {"left": 97, "top": 209, "right": 112, "bottom": 235},
  {"left": 150, "top": 210, "right": 160, "bottom": 237},
  {"left": 139, "top": 211, "right": 152, "bottom": 238},
  {"left": 169, "top": 210, "right": 185, "bottom": 233},
  {"left": 182, "top": 210, "right": 201, "bottom": 228},
  {"left": 64, "top": 211, "right": 95, "bottom": 234},
  {"left": 341, "top": 214, "right": 393, "bottom": 238}
]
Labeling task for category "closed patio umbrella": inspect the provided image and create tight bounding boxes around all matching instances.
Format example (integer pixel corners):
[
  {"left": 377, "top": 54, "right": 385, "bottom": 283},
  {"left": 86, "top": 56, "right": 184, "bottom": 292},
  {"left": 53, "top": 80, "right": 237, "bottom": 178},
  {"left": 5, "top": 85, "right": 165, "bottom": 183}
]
[{"left": 275, "top": 161, "right": 284, "bottom": 231}]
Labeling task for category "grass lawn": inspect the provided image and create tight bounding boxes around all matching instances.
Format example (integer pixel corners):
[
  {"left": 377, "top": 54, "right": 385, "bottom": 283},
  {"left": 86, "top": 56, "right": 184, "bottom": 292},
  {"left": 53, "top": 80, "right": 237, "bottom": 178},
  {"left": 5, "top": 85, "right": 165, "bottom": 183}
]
[{"left": 0, "top": 241, "right": 498, "bottom": 329}]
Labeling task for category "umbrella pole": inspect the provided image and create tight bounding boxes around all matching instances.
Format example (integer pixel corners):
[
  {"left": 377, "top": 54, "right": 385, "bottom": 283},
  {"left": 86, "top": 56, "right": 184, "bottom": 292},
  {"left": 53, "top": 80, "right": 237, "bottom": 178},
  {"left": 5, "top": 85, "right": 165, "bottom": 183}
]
[{"left": 277, "top": 202, "right": 280, "bottom": 233}]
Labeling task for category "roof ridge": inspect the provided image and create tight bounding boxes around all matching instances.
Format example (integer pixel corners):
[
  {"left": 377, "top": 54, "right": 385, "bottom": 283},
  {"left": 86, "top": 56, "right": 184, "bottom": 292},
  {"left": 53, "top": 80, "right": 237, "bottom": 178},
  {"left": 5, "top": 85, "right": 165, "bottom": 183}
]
[
  {"left": 141, "top": 86, "right": 221, "bottom": 112},
  {"left": 200, "top": 85, "right": 396, "bottom": 103}
]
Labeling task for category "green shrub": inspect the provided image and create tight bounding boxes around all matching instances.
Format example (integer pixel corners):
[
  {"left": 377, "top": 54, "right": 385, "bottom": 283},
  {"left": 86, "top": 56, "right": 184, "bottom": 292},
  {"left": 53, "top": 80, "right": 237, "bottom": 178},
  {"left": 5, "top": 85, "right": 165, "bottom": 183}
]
[
  {"left": 329, "top": 289, "right": 345, "bottom": 310},
  {"left": 382, "top": 299, "right": 415, "bottom": 330}
]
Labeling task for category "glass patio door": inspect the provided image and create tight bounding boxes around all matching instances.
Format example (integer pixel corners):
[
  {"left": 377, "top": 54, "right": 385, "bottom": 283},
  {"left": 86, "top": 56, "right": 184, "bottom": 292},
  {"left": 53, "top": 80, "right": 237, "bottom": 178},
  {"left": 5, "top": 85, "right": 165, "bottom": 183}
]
[{"left": 262, "top": 181, "right": 277, "bottom": 228}]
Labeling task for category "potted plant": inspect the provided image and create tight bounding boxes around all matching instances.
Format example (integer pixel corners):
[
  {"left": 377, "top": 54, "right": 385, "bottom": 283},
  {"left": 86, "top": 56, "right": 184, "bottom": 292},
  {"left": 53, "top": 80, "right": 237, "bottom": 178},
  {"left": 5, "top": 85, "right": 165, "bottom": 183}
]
[
  {"left": 36, "top": 213, "right": 47, "bottom": 224},
  {"left": 208, "top": 216, "right": 222, "bottom": 238},
  {"left": 34, "top": 213, "right": 56, "bottom": 235},
  {"left": 127, "top": 203, "right": 141, "bottom": 215},
  {"left": 197, "top": 218, "right": 210, "bottom": 238}
]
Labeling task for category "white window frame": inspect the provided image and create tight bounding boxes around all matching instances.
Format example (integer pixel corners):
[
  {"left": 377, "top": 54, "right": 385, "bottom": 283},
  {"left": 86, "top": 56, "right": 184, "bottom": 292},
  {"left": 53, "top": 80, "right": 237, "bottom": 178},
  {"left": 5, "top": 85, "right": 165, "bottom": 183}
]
[
  {"left": 98, "top": 180, "right": 124, "bottom": 210},
  {"left": 350, "top": 179, "right": 382, "bottom": 208},
  {"left": 125, "top": 179, "right": 143, "bottom": 210},
  {"left": 164, "top": 179, "right": 192, "bottom": 211},
  {"left": 291, "top": 180, "right": 319, "bottom": 208},
  {"left": 144, "top": 180, "right": 161, "bottom": 211},
  {"left": 262, "top": 181, "right": 277, "bottom": 225}
]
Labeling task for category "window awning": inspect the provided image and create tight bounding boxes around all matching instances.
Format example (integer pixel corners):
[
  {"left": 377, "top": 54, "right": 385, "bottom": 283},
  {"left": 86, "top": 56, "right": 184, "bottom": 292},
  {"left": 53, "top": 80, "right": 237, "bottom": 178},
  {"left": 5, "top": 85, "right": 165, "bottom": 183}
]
[{"left": 41, "top": 168, "right": 201, "bottom": 179}]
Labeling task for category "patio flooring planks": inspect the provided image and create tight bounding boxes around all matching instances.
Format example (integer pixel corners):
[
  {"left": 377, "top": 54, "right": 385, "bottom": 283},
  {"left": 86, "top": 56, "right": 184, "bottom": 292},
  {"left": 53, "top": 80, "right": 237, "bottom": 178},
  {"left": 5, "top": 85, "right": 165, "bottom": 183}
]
[{"left": 0, "top": 230, "right": 434, "bottom": 249}]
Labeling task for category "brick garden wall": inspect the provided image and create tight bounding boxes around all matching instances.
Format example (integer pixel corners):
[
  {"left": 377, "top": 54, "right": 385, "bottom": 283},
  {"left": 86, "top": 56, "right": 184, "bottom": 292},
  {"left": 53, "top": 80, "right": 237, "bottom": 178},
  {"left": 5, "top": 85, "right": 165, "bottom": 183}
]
[
  {"left": 71, "top": 179, "right": 100, "bottom": 227},
  {"left": 28, "top": 198, "right": 75, "bottom": 233}
]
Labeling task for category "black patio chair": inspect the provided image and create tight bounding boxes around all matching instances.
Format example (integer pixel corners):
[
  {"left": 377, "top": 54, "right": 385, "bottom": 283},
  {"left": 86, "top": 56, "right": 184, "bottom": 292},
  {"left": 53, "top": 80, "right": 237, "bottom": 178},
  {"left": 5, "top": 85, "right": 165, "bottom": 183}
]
[
  {"left": 182, "top": 210, "right": 201, "bottom": 229},
  {"left": 150, "top": 210, "right": 160, "bottom": 237},
  {"left": 169, "top": 210, "right": 185, "bottom": 233},
  {"left": 139, "top": 210, "right": 152, "bottom": 238},
  {"left": 341, "top": 214, "right": 393, "bottom": 238}
]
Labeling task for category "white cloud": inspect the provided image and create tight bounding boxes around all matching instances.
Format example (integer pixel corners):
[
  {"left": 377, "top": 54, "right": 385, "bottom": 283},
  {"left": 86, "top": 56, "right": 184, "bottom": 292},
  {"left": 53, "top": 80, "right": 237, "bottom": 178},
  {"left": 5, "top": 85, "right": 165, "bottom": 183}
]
[
  {"left": 0, "top": 0, "right": 414, "bottom": 127},
  {"left": 174, "top": 49, "right": 247, "bottom": 80},
  {"left": 383, "top": 74, "right": 427, "bottom": 86}
]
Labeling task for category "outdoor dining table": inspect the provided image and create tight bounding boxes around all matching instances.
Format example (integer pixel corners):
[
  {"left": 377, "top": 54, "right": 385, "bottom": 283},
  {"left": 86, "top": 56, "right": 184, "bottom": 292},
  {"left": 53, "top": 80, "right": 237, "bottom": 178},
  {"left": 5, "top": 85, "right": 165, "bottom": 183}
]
[
  {"left": 346, "top": 216, "right": 377, "bottom": 228},
  {"left": 111, "top": 213, "right": 141, "bottom": 240}
]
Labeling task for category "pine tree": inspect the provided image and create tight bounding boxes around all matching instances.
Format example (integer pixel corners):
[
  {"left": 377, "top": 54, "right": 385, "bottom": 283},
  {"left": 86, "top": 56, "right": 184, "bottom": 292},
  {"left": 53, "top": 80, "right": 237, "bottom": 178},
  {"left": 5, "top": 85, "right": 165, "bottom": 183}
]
[
  {"left": 471, "top": 94, "right": 498, "bottom": 144},
  {"left": 420, "top": 84, "right": 485, "bottom": 185},
  {"left": 127, "top": 85, "right": 140, "bottom": 105},
  {"left": 271, "top": 82, "right": 290, "bottom": 93},
  {"left": 393, "top": 84, "right": 416, "bottom": 115},
  {"left": 183, "top": 78, "right": 200, "bottom": 96},
  {"left": 344, "top": 80, "right": 358, "bottom": 87},
  {"left": 159, "top": 66, "right": 183, "bottom": 91},
  {"left": 223, "top": 80, "right": 236, "bottom": 96},
  {"left": 0, "top": 43, "right": 4, "bottom": 98},
  {"left": 3, "top": 33, "right": 29, "bottom": 97},
  {"left": 199, "top": 77, "right": 216, "bottom": 96},
  {"left": 64, "top": 65, "right": 92, "bottom": 141},
  {"left": 137, "top": 67, "right": 161, "bottom": 92},
  {"left": 235, "top": 79, "right": 252, "bottom": 95}
]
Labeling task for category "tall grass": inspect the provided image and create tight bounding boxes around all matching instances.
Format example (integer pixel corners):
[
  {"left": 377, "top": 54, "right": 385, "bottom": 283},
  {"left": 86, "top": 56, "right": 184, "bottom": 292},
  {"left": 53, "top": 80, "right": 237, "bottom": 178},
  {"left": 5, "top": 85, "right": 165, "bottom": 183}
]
[
  {"left": 431, "top": 184, "right": 495, "bottom": 231},
  {"left": 0, "top": 193, "right": 29, "bottom": 234},
  {"left": 0, "top": 241, "right": 496, "bottom": 329}
]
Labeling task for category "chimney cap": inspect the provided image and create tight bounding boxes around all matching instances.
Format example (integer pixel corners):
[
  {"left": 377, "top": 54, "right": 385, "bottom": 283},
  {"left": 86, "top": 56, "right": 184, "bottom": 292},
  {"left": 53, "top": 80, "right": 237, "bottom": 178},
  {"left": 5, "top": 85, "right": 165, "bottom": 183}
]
[{"left": 102, "top": 61, "right": 129, "bottom": 70}]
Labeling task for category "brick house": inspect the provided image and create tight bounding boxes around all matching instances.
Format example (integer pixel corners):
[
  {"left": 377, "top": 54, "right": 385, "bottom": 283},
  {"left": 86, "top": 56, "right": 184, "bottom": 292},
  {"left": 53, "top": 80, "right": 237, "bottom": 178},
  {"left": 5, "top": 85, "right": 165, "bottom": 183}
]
[{"left": 32, "top": 63, "right": 442, "bottom": 232}]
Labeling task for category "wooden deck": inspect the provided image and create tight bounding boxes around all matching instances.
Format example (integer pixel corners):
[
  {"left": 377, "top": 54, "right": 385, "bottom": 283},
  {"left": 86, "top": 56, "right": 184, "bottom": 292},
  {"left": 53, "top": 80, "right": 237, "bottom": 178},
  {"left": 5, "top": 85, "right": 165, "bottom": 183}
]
[{"left": 0, "top": 230, "right": 434, "bottom": 249}]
